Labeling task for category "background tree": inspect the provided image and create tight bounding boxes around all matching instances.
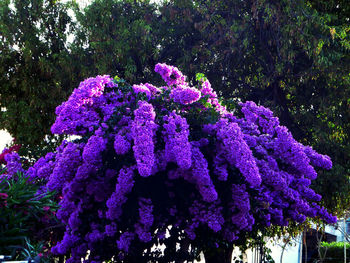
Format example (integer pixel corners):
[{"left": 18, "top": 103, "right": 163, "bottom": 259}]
[
  {"left": 1, "top": 0, "right": 349, "bottom": 216},
  {"left": 0, "top": 0, "right": 77, "bottom": 158},
  {"left": 72, "top": 0, "right": 159, "bottom": 82},
  {"left": 152, "top": 0, "right": 350, "bottom": 216}
]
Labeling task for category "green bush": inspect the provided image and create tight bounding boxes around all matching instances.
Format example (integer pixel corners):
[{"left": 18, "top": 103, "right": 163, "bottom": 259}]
[
  {"left": 0, "top": 171, "right": 58, "bottom": 261},
  {"left": 320, "top": 241, "right": 350, "bottom": 263}
]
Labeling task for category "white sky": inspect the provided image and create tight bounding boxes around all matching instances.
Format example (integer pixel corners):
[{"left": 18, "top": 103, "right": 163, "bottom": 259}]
[{"left": 0, "top": 130, "right": 13, "bottom": 152}]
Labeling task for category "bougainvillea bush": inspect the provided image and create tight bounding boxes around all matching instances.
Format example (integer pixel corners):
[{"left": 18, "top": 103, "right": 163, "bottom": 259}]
[{"left": 28, "top": 63, "right": 336, "bottom": 262}]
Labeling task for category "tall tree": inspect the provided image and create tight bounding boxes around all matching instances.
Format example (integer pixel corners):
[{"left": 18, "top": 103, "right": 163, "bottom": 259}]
[
  {"left": 0, "top": 0, "right": 76, "bottom": 156},
  {"left": 72, "top": 0, "right": 159, "bottom": 82}
]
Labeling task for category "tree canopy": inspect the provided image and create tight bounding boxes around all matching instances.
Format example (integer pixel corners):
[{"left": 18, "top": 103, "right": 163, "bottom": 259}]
[{"left": 0, "top": 0, "right": 349, "bottom": 215}]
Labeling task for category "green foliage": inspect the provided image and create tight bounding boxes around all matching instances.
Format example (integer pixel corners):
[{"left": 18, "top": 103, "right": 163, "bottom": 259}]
[
  {"left": 154, "top": 0, "right": 350, "bottom": 216},
  {"left": 320, "top": 241, "right": 350, "bottom": 263},
  {"left": 72, "top": 0, "right": 158, "bottom": 82},
  {"left": 0, "top": 0, "right": 77, "bottom": 157},
  {"left": 0, "top": 0, "right": 349, "bottom": 218},
  {"left": 0, "top": 172, "right": 58, "bottom": 259}
]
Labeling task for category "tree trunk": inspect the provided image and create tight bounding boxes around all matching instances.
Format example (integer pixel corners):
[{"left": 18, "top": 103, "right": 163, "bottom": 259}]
[{"left": 203, "top": 246, "right": 233, "bottom": 263}]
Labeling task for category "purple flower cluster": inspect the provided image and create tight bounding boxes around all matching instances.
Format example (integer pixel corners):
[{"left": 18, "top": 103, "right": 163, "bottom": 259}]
[
  {"left": 34, "top": 63, "right": 335, "bottom": 262},
  {"left": 117, "top": 232, "right": 134, "bottom": 252},
  {"left": 51, "top": 75, "right": 116, "bottom": 135},
  {"left": 106, "top": 166, "right": 135, "bottom": 220},
  {"left": 188, "top": 200, "right": 224, "bottom": 236},
  {"left": 170, "top": 84, "right": 201, "bottom": 105},
  {"left": 154, "top": 63, "right": 186, "bottom": 86},
  {"left": 199, "top": 78, "right": 226, "bottom": 112},
  {"left": 132, "top": 84, "right": 152, "bottom": 99},
  {"left": 4, "top": 152, "right": 24, "bottom": 177},
  {"left": 216, "top": 118, "right": 261, "bottom": 187},
  {"left": 114, "top": 134, "right": 131, "bottom": 155},
  {"left": 47, "top": 142, "right": 82, "bottom": 191},
  {"left": 190, "top": 146, "right": 217, "bottom": 202},
  {"left": 131, "top": 101, "right": 158, "bottom": 177},
  {"left": 28, "top": 152, "right": 55, "bottom": 180},
  {"left": 230, "top": 184, "right": 254, "bottom": 231},
  {"left": 135, "top": 198, "right": 154, "bottom": 242},
  {"left": 163, "top": 112, "right": 192, "bottom": 169}
]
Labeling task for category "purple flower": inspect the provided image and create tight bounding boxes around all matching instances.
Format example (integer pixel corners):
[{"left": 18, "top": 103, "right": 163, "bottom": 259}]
[
  {"left": 105, "top": 223, "right": 117, "bottom": 237},
  {"left": 132, "top": 101, "right": 158, "bottom": 177},
  {"left": 135, "top": 198, "right": 154, "bottom": 242},
  {"left": 216, "top": 119, "right": 261, "bottom": 187},
  {"left": 114, "top": 134, "right": 131, "bottom": 155},
  {"left": 82, "top": 135, "right": 107, "bottom": 168},
  {"left": 51, "top": 75, "right": 115, "bottom": 135},
  {"left": 106, "top": 167, "right": 135, "bottom": 220},
  {"left": 132, "top": 84, "right": 152, "bottom": 100},
  {"left": 170, "top": 84, "right": 201, "bottom": 105},
  {"left": 154, "top": 63, "right": 186, "bottom": 86},
  {"left": 47, "top": 142, "right": 82, "bottom": 191},
  {"left": 188, "top": 201, "right": 224, "bottom": 233},
  {"left": 231, "top": 184, "right": 254, "bottom": 230},
  {"left": 117, "top": 232, "right": 134, "bottom": 252},
  {"left": 4, "top": 152, "right": 24, "bottom": 176},
  {"left": 190, "top": 146, "right": 217, "bottom": 202},
  {"left": 303, "top": 146, "right": 332, "bottom": 170},
  {"left": 163, "top": 112, "right": 192, "bottom": 169},
  {"left": 28, "top": 152, "right": 55, "bottom": 180}
]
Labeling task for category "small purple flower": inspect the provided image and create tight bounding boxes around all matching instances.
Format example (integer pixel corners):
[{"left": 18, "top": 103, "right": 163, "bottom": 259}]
[
  {"left": 216, "top": 118, "right": 261, "bottom": 187},
  {"left": 117, "top": 232, "right": 134, "bottom": 252}
]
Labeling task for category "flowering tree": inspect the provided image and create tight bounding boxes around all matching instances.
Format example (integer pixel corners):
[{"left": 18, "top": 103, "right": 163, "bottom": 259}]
[{"left": 28, "top": 63, "right": 336, "bottom": 262}]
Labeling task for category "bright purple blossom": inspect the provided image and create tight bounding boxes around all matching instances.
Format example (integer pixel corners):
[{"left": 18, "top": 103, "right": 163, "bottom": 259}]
[
  {"left": 154, "top": 63, "right": 186, "bottom": 86},
  {"left": 114, "top": 134, "right": 131, "bottom": 155},
  {"left": 132, "top": 101, "right": 157, "bottom": 177},
  {"left": 51, "top": 75, "right": 115, "bottom": 135},
  {"left": 163, "top": 112, "right": 192, "bottom": 169},
  {"left": 106, "top": 167, "right": 135, "bottom": 220},
  {"left": 133, "top": 84, "right": 152, "bottom": 100},
  {"left": 4, "top": 152, "right": 24, "bottom": 176},
  {"left": 170, "top": 84, "right": 201, "bottom": 105},
  {"left": 38, "top": 63, "right": 335, "bottom": 261},
  {"left": 47, "top": 142, "right": 82, "bottom": 191},
  {"left": 135, "top": 198, "right": 154, "bottom": 242},
  {"left": 216, "top": 119, "right": 261, "bottom": 187},
  {"left": 190, "top": 146, "right": 217, "bottom": 202}
]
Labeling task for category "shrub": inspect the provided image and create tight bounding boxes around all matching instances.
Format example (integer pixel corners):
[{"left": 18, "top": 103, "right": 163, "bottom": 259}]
[
  {"left": 320, "top": 242, "right": 350, "bottom": 263},
  {"left": 0, "top": 150, "right": 58, "bottom": 261},
  {"left": 29, "top": 63, "right": 336, "bottom": 262}
]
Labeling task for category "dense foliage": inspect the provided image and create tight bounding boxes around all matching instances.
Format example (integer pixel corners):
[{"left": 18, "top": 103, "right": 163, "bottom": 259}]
[
  {"left": 0, "top": 0, "right": 75, "bottom": 158},
  {"left": 26, "top": 64, "right": 335, "bottom": 262},
  {"left": 0, "top": 149, "right": 58, "bottom": 261},
  {"left": 0, "top": 0, "right": 349, "bottom": 216},
  {"left": 320, "top": 242, "right": 350, "bottom": 263}
]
